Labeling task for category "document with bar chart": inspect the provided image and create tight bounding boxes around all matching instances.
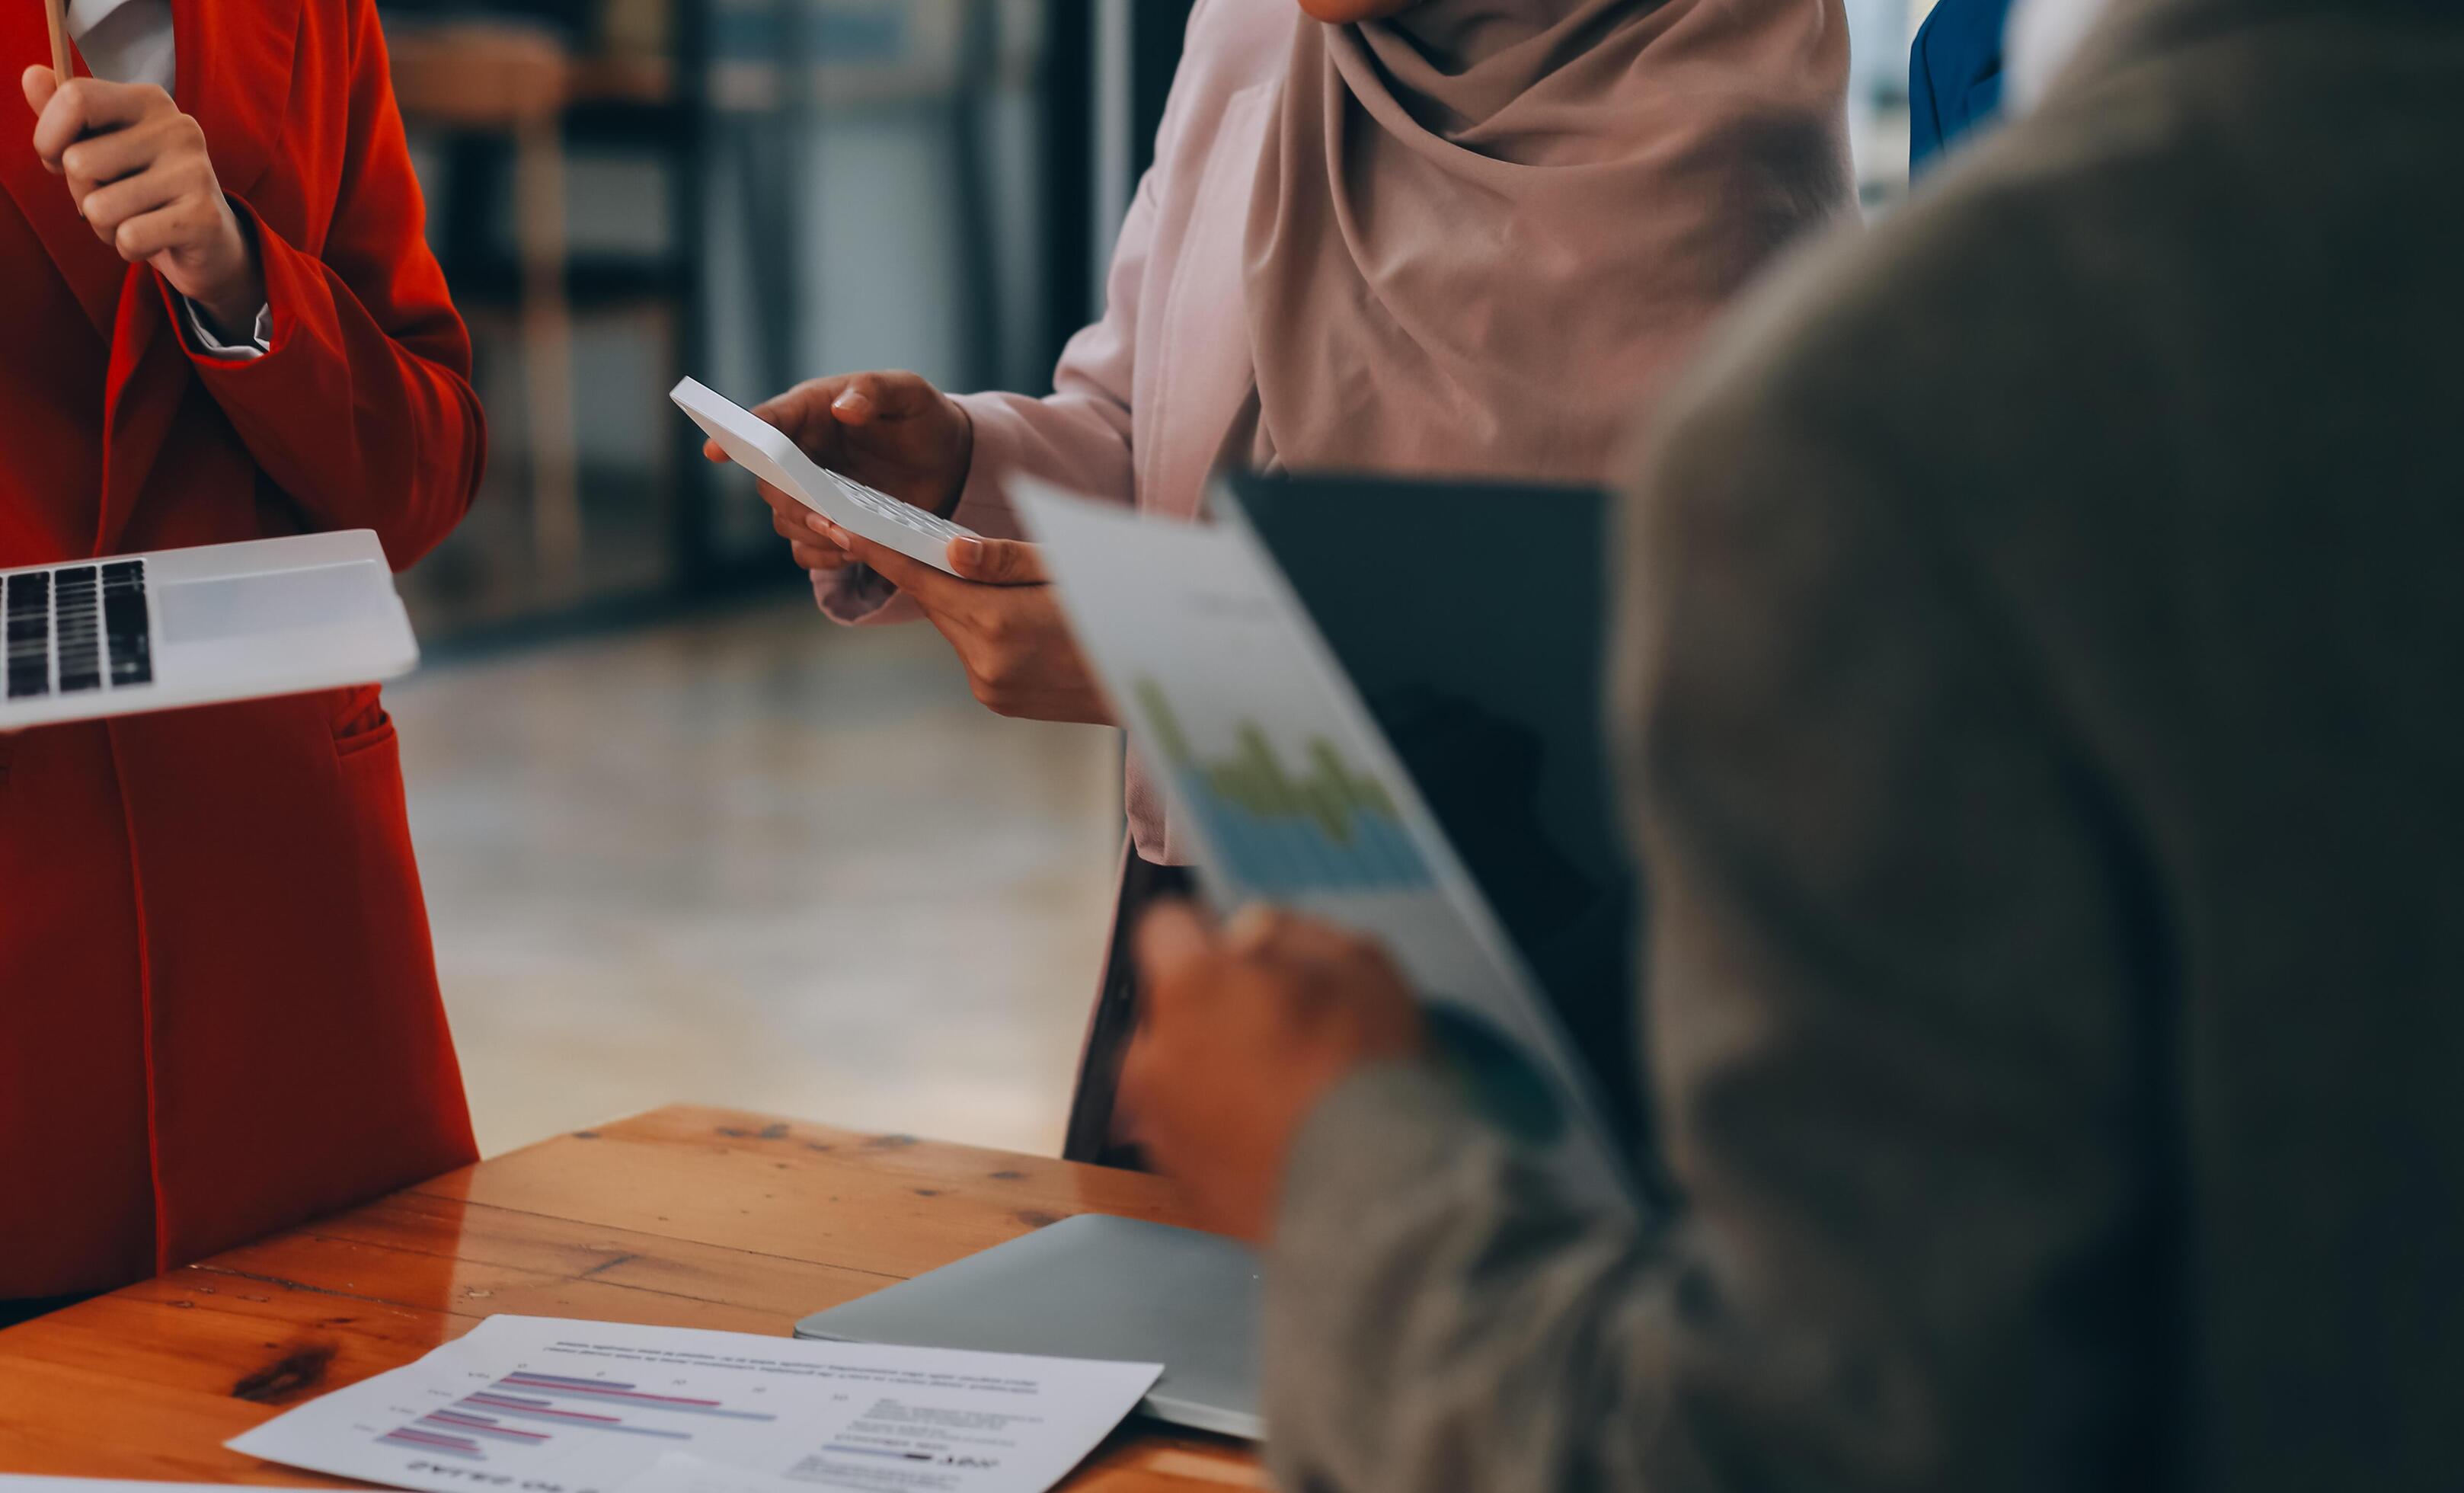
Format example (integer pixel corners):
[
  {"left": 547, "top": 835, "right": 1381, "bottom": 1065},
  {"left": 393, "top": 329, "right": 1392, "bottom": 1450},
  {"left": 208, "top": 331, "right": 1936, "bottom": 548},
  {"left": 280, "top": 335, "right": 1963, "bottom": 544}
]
[
  {"left": 1018, "top": 481, "right": 1623, "bottom": 1191},
  {"left": 226, "top": 1314, "right": 1160, "bottom": 1493}
]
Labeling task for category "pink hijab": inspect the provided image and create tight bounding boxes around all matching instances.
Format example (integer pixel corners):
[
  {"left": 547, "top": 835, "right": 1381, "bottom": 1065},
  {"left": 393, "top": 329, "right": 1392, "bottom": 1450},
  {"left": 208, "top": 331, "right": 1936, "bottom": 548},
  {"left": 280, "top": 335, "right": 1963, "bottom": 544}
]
[{"left": 1237, "top": 0, "right": 1854, "bottom": 481}]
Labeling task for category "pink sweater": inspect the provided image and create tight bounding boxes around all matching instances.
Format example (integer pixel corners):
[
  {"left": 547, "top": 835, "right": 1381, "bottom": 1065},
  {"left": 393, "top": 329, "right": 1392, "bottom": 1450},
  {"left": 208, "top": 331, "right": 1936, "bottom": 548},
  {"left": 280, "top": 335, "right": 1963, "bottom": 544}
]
[
  {"left": 820, "top": 0, "right": 1298, "bottom": 862},
  {"left": 821, "top": 0, "right": 1846, "bottom": 863}
]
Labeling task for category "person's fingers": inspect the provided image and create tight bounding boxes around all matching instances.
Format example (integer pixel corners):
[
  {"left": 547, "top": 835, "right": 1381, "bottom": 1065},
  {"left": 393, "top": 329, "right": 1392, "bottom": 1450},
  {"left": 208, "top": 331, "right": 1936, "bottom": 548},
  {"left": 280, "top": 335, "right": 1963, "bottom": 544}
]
[
  {"left": 752, "top": 484, "right": 841, "bottom": 548},
  {"left": 771, "top": 507, "right": 851, "bottom": 564},
  {"left": 31, "top": 79, "right": 158, "bottom": 171},
  {"left": 749, "top": 478, "right": 806, "bottom": 516},
  {"left": 1219, "top": 906, "right": 1382, "bottom": 1019},
  {"left": 746, "top": 377, "right": 874, "bottom": 458},
  {"left": 104, "top": 200, "right": 208, "bottom": 262},
  {"left": 746, "top": 372, "right": 906, "bottom": 436},
  {"left": 1222, "top": 903, "right": 1301, "bottom": 956},
  {"left": 948, "top": 537, "right": 1047, "bottom": 586},
  {"left": 835, "top": 529, "right": 969, "bottom": 609},
  {"left": 1134, "top": 901, "right": 1218, "bottom": 1018},
  {"left": 773, "top": 510, "right": 842, "bottom": 551},
  {"left": 59, "top": 117, "right": 165, "bottom": 193},
  {"left": 1224, "top": 903, "right": 1369, "bottom": 963},
  {"left": 1270, "top": 914, "right": 1378, "bottom": 968},
  {"left": 1114, "top": 1023, "right": 1173, "bottom": 1157},
  {"left": 780, "top": 513, "right": 855, "bottom": 554},
  {"left": 29, "top": 77, "right": 94, "bottom": 171},
  {"left": 827, "top": 370, "right": 941, "bottom": 427},
  {"left": 748, "top": 381, "right": 841, "bottom": 441},
  {"left": 77, "top": 166, "right": 184, "bottom": 243},
  {"left": 21, "top": 66, "right": 60, "bottom": 139},
  {"left": 1115, "top": 1018, "right": 1207, "bottom": 1177},
  {"left": 826, "top": 374, "right": 880, "bottom": 426},
  {"left": 702, "top": 436, "right": 729, "bottom": 465}
]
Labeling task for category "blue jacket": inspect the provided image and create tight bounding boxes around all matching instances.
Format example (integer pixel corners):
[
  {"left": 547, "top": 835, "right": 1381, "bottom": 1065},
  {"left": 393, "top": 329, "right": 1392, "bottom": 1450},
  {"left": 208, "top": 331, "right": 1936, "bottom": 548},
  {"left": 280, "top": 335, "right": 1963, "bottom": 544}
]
[{"left": 1910, "top": 0, "right": 2014, "bottom": 173}]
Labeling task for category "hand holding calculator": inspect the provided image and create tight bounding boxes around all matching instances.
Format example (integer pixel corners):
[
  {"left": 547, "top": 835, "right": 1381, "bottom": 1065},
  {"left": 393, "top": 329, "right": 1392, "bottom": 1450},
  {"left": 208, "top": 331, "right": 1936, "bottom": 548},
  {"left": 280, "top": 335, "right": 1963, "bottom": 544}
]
[{"left": 673, "top": 377, "right": 980, "bottom": 576}]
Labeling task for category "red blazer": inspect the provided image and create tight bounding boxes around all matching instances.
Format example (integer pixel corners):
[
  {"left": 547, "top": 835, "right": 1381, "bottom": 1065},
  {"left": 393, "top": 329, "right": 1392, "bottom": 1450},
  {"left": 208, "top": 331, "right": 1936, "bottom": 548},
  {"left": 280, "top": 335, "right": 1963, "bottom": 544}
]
[{"left": 0, "top": 0, "right": 484, "bottom": 1297}]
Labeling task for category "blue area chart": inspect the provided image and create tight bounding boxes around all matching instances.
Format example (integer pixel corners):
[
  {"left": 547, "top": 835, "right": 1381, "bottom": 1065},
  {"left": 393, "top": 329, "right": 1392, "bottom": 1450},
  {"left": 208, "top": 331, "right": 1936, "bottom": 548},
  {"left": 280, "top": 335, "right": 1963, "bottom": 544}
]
[{"left": 1134, "top": 678, "right": 1433, "bottom": 895}]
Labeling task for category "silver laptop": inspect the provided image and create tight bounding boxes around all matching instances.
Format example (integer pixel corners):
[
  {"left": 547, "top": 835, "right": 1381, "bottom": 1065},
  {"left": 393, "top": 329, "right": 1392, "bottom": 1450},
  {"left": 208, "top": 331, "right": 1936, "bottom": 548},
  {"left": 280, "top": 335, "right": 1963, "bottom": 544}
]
[
  {"left": 796, "top": 1214, "right": 1263, "bottom": 1440},
  {"left": 0, "top": 530, "right": 419, "bottom": 728}
]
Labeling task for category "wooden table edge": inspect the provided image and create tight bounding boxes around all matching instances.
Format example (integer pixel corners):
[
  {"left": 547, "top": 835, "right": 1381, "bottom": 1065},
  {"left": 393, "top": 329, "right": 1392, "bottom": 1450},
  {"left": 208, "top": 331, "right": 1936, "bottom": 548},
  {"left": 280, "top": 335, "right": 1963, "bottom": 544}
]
[{"left": 0, "top": 1105, "right": 1261, "bottom": 1491}]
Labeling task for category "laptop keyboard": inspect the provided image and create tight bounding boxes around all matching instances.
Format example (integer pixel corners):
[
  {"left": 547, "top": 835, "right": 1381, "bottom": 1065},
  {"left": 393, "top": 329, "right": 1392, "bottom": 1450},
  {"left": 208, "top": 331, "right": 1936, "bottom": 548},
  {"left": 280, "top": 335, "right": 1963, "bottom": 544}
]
[{"left": 4, "top": 559, "right": 152, "bottom": 701}]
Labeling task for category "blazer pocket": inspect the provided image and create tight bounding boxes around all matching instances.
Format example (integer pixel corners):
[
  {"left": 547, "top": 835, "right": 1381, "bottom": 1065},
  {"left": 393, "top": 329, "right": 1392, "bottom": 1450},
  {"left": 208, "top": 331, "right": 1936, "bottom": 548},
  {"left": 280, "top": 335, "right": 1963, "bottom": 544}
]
[
  {"left": 334, "top": 710, "right": 399, "bottom": 761},
  {"left": 330, "top": 683, "right": 398, "bottom": 760}
]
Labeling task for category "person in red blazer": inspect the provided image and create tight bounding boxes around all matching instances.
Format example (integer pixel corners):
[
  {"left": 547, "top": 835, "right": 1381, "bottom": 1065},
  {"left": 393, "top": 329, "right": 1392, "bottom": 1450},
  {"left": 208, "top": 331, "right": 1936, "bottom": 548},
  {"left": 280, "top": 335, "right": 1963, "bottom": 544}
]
[{"left": 2, "top": 0, "right": 484, "bottom": 1312}]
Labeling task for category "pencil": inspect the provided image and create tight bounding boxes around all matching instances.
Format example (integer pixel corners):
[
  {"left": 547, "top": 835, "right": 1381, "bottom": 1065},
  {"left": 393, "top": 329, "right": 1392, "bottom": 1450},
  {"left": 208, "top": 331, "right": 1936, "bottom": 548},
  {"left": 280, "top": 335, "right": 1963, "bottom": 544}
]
[{"left": 41, "top": 0, "right": 71, "bottom": 81}]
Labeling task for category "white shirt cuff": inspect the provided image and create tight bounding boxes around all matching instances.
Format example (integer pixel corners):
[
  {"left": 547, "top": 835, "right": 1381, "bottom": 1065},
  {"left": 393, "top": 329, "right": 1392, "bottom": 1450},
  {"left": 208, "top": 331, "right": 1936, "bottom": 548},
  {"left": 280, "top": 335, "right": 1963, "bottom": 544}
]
[{"left": 182, "top": 298, "right": 272, "bottom": 360}]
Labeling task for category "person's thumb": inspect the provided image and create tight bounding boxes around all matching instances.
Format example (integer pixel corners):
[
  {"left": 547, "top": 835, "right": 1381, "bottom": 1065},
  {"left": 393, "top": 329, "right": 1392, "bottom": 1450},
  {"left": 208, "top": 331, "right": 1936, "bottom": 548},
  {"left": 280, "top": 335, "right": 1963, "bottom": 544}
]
[
  {"left": 949, "top": 537, "right": 1047, "bottom": 586},
  {"left": 833, "top": 369, "right": 944, "bottom": 426},
  {"left": 23, "top": 66, "right": 60, "bottom": 115},
  {"left": 1134, "top": 900, "right": 1217, "bottom": 1012},
  {"left": 828, "top": 374, "right": 882, "bottom": 425}
]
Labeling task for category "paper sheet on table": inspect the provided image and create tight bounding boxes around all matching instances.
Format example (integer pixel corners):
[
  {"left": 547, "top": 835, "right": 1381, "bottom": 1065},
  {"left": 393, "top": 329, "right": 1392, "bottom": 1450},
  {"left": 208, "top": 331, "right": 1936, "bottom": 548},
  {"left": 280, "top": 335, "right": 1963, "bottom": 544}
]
[
  {"left": 225, "top": 1315, "right": 1161, "bottom": 1493},
  {"left": 0, "top": 1481, "right": 347, "bottom": 1493},
  {"left": 620, "top": 1450, "right": 1197, "bottom": 1493}
]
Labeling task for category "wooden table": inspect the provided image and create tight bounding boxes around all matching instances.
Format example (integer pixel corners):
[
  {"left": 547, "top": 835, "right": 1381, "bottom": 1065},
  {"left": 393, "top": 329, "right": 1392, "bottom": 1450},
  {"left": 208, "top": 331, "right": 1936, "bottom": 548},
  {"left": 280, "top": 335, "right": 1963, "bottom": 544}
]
[{"left": 0, "top": 1108, "right": 1260, "bottom": 1491}]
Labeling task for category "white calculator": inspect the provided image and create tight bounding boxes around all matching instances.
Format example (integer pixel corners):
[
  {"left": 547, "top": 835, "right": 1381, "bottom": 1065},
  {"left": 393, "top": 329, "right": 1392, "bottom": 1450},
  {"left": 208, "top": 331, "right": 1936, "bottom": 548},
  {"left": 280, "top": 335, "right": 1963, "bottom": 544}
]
[{"left": 672, "top": 377, "right": 980, "bottom": 575}]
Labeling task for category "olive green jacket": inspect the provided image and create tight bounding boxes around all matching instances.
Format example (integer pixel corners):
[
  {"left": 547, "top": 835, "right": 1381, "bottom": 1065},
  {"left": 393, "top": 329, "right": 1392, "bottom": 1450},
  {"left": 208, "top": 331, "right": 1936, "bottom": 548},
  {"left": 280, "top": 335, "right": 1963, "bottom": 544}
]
[{"left": 1262, "top": 2, "right": 2464, "bottom": 1488}]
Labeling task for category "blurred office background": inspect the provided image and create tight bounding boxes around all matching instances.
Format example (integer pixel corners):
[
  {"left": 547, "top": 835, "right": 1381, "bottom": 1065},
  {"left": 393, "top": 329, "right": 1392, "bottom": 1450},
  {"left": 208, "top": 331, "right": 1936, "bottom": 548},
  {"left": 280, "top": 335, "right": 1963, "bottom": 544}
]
[{"left": 374, "top": 0, "right": 1941, "bottom": 1158}]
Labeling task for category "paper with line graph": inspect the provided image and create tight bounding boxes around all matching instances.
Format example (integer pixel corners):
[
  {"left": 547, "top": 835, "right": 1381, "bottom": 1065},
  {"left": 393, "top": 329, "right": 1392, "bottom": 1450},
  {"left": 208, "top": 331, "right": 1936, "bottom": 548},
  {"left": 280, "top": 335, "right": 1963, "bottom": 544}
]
[
  {"left": 1015, "top": 481, "right": 1624, "bottom": 1194},
  {"left": 225, "top": 1314, "right": 1159, "bottom": 1493}
]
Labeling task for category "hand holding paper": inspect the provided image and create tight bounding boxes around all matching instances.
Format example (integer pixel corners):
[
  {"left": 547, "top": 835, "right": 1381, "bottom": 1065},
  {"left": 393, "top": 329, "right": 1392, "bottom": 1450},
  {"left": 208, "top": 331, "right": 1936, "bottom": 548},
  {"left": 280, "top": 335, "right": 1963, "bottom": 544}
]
[
  {"left": 1124, "top": 903, "right": 1427, "bottom": 1241},
  {"left": 1015, "top": 478, "right": 1628, "bottom": 1197}
]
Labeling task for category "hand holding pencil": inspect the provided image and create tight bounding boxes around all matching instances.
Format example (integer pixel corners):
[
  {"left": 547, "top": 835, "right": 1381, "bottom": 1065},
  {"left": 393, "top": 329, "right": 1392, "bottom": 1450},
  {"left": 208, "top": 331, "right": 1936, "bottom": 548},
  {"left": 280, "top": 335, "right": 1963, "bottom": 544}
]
[{"left": 19, "top": 2, "right": 268, "bottom": 338}]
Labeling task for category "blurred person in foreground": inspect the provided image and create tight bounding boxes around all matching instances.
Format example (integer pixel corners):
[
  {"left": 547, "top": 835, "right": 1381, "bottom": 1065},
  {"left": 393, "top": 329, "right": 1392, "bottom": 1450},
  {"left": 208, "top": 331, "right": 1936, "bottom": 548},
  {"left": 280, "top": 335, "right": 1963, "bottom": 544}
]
[
  {"left": 2, "top": 2, "right": 484, "bottom": 1319},
  {"left": 714, "top": 0, "right": 1854, "bottom": 1161},
  {"left": 1121, "top": 0, "right": 2464, "bottom": 1488}
]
